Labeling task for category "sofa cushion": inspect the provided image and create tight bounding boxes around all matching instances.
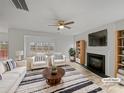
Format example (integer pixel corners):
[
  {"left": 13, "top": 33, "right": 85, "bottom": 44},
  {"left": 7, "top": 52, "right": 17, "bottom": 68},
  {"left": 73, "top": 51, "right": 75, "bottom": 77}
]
[
  {"left": 34, "top": 61, "right": 46, "bottom": 64},
  {"left": 33, "top": 61, "right": 46, "bottom": 66},
  {"left": 32, "top": 64, "right": 46, "bottom": 69},
  {"left": 0, "top": 79, "right": 17, "bottom": 93},
  {"left": 0, "top": 61, "right": 6, "bottom": 74},
  {"left": 0, "top": 67, "right": 26, "bottom": 93},
  {"left": 3, "top": 72, "right": 19, "bottom": 80},
  {"left": 0, "top": 73, "right": 19, "bottom": 93},
  {"left": 5, "top": 67, "right": 26, "bottom": 76},
  {"left": 54, "top": 59, "right": 65, "bottom": 62},
  {"left": 54, "top": 54, "right": 63, "bottom": 60}
]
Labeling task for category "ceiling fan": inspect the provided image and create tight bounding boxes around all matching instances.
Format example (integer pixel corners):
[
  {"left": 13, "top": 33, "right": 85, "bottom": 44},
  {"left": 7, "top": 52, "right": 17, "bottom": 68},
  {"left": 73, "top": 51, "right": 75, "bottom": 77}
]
[{"left": 48, "top": 20, "right": 74, "bottom": 30}]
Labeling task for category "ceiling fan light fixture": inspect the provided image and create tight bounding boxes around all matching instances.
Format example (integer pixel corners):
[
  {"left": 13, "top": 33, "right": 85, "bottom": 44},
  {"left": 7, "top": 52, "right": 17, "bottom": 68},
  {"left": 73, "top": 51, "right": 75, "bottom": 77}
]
[{"left": 59, "top": 25, "right": 64, "bottom": 29}]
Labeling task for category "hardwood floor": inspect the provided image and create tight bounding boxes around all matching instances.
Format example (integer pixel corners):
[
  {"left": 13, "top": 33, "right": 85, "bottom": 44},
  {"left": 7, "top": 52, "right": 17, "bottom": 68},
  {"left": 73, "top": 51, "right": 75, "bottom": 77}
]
[{"left": 68, "top": 62, "right": 124, "bottom": 93}]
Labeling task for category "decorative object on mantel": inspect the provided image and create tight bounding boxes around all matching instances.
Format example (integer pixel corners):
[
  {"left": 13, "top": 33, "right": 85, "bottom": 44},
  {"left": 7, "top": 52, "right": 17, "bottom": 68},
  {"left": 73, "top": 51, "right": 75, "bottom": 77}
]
[
  {"left": 68, "top": 48, "right": 76, "bottom": 62},
  {"left": 51, "top": 65, "right": 57, "bottom": 75},
  {"left": 16, "top": 50, "right": 24, "bottom": 61}
]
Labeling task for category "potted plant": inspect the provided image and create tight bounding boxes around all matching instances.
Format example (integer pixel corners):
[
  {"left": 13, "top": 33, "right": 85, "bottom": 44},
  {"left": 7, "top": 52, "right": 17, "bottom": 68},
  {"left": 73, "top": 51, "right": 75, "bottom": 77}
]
[
  {"left": 68, "top": 48, "right": 76, "bottom": 62},
  {"left": 51, "top": 65, "right": 57, "bottom": 75}
]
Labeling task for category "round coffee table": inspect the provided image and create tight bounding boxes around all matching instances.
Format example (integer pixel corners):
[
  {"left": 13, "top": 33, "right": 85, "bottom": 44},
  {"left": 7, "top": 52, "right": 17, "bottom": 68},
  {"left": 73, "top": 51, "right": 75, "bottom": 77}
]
[{"left": 42, "top": 67, "right": 65, "bottom": 86}]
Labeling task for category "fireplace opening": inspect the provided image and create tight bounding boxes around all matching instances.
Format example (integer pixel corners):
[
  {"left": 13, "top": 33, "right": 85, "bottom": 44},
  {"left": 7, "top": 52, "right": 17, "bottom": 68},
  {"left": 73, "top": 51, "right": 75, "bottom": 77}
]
[{"left": 87, "top": 53, "right": 106, "bottom": 77}]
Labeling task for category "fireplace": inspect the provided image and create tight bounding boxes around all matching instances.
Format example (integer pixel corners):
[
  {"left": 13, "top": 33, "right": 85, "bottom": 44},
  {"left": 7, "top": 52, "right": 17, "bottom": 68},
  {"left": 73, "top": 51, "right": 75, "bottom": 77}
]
[{"left": 87, "top": 53, "right": 105, "bottom": 76}]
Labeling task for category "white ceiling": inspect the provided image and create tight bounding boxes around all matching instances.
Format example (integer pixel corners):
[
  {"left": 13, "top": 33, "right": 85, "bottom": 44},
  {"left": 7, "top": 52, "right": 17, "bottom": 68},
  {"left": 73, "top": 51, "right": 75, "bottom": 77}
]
[{"left": 0, "top": 0, "right": 124, "bottom": 35}]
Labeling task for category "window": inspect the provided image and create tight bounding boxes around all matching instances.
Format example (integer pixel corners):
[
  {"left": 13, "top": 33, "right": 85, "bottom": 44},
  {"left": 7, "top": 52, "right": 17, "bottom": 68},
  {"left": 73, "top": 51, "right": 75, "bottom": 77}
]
[{"left": 0, "top": 42, "right": 8, "bottom": 60}]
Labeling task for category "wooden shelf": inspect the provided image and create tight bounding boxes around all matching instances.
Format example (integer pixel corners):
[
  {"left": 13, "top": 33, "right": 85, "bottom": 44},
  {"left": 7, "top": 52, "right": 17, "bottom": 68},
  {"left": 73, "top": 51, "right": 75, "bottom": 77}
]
[
  {"left": 118, "top": 63, "right": 124, "bottom": 66},
  {"left": 118, "top": 37, "right": 124, "bottom": 39},
  {"left": 118, "top": 46, "right": 124, "bottom": 48},
  {"left": 115, "top": 30, "right": 124, "bottom": 77},
  {"left": 76, "top": 40, "right": 86, "bottom": 64},
  {"left": 118, "top": 55, "right": 124, "bottom": 57}
]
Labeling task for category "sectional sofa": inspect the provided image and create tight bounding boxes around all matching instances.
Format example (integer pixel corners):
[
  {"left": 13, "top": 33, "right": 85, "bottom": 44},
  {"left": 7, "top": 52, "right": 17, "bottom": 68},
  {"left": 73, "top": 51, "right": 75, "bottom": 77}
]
[{"left": 0, "top": 60, "right": 26, "bottom": 93}]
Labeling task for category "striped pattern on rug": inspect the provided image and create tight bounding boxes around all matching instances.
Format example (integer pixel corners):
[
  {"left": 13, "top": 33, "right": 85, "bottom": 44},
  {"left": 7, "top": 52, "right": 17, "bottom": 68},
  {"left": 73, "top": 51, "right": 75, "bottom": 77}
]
[{"left": 15, "top": 65, "right": 106, "bottom": 93}]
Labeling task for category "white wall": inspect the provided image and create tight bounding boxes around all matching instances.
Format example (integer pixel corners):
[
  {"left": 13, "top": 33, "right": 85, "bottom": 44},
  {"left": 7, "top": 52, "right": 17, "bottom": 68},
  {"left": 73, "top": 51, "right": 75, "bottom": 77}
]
[
  {"left": 8, "top": 28, "right": 73, "bottom": 59},
  {"left": 74, "top": 19, "right": 124, "bottom": 77},
  {"left": 0, "top": 25, "right": 8, "bottom": 33},
  {"left": 55, "top": 35, "right": 74, "bottom": 58},
  {"left": 0, "top": 25, "right": 8, "bottom": 42},
  {"left": 0, "top": 33, "right": 8, "bottom": 42}
]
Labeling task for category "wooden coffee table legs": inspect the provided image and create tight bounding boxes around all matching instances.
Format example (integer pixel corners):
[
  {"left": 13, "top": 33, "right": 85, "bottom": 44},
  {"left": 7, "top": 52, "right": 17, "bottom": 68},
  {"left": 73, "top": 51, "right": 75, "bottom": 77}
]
[
  {"left": 46, "top": 78, "right": 61, "bottom": 86},
  {"left": 42, "top": 67, "right": 65, "bottom": 86}
]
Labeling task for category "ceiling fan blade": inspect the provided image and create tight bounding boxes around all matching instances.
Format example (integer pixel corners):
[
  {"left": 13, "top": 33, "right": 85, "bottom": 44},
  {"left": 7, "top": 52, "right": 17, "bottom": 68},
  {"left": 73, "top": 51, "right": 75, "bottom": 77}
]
[
  {"left": 64, "top": 25, "right": 71, "bottom": 29},
  {"left": 64, "top": 21, "right": 74, "bottom": 25},
  {"left": 48, "top": 25, "right": 58, "bottom": 26}
]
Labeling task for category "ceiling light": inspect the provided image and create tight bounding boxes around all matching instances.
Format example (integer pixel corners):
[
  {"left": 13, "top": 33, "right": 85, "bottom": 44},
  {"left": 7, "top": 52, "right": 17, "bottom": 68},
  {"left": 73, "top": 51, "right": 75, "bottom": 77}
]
[{"left": 59, "top": 25, "right": 64, "bottom": 29}]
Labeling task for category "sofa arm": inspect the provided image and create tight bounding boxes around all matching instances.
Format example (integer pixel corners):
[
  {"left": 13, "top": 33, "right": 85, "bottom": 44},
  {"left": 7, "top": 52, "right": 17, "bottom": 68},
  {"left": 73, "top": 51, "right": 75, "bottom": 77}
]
[
  {"left": 16, "top": 60, "right": 27, "bottom": 67},
  {"left": 63, "top": 55, "right": 66, "bottom": 62}
]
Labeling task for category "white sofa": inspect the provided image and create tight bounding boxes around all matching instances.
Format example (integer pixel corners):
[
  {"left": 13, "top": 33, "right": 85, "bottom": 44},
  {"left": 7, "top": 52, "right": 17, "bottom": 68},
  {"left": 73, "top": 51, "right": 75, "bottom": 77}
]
[
  {"left": 0, "top": 60, "right": 26, "bottom": 93},
  {"left": 30, "top": 54, "right": 48, "bottom": 70},
  {"left": 51, "top": 53, "right": 66, "bottom": 66}
]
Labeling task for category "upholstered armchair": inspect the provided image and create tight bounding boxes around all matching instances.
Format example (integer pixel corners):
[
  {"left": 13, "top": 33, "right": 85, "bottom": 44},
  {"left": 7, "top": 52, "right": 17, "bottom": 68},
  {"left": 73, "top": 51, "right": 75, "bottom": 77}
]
[
  {"left": 30, "top": 54, "right": 48, "bottom": 70},
  {"left": 51, "top": 53, "right": 66, "bottom": 66}
]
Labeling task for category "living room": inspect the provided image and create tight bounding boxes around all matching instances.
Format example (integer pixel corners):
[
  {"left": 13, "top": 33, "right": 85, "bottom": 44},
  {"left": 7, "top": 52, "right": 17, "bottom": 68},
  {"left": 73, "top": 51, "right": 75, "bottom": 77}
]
[{"left": 0, "top": 0, "right": 124, "bottom": 93}]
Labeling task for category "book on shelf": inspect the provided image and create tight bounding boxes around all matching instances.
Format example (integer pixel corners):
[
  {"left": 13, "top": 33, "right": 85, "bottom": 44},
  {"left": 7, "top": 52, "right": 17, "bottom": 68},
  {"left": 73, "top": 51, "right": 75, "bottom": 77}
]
[
  {"left": 122, "top": 61, "right": 124, "bottom": 64},
  {"left": 118, "top": 68, "right": 124, "bottom": 75}
]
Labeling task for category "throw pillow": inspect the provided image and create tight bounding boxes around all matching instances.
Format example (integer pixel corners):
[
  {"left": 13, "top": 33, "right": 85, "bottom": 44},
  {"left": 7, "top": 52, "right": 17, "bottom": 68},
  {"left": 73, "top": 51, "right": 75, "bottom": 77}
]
[
  {"left": 0, "top": 74, "right": 3, "bottom": 80},
  {"left": 6, "top": 60, "right": 14, "bottom": 71},
  {"left": 11, "top": 59, "right": 16, "bottom": 68}
]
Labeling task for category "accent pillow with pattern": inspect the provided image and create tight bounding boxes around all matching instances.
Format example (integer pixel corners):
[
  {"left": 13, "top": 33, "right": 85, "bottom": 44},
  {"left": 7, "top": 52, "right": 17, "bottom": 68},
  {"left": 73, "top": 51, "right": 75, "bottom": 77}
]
[
  {"left": 11, "top": 59, "right": 16, "bottom": 68},
  {"left": 6, "top": 59, "right": 16, "bottom": 71}
]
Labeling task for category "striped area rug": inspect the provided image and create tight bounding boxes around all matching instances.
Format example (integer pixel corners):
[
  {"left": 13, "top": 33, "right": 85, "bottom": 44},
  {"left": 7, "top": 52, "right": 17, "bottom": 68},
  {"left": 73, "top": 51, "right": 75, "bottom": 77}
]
[{"left": 15, "top": 65, "right": 106, "bottom": 93}]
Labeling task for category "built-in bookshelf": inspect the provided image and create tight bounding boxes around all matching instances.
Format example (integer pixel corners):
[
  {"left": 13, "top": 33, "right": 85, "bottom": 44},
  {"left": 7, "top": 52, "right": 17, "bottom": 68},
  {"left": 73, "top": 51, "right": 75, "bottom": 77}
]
[
  {"left": 115, "top": 30, "right": 124, "bottom": 83},
  {"left": 76, "top": 40, "right": 86, "bottom": 64}
]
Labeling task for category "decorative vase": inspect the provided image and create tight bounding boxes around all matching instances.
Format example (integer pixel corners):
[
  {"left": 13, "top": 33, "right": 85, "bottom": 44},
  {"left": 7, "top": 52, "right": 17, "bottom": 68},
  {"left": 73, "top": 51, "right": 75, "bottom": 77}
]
[
  {"left": 51, "top": 69, "right": 57, "bottom": 75},
  {"left": 70, "top": 56, "right": 75, "bottom": 62},
  {"left": 51, "top": 65, "right": 57, "bottom": 75}
]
